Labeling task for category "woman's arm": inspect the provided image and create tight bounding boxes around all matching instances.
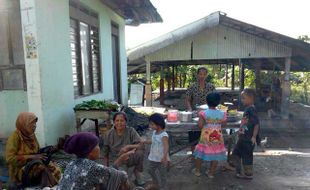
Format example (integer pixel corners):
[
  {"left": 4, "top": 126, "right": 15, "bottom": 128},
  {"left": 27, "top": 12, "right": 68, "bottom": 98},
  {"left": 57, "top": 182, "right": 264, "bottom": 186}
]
[
  {"left": 113, "top": 149, "right": 136, "bottom": 168},
  {"left": 221, "top": 112, "right": 228, "bottom": 128},
  {"left": 251, "top": 124, "right": 260, "bottom": 145},
  {"left": 140, "top": 137, "right": 152, "bottom": 145},
  {"left": 6, "top": 133, "right": 45, "bottom": 166},
  {"left": 186, "top": 96, "right": 193, "bottom": 111},
  {"left": 118, "top": 144, "right": 141, "bottom": 156},
  {"left": 161, "top": 136, "right": 169, "bottom": 166},
  {"left": 198, "top": 115, "right": 205, "bottom": 129},
  {"left": 125, "top": 144, "right": 141, "bottom": 150},
  {"left": 185, "top": 85, "right": 194, "bottom": 111}
]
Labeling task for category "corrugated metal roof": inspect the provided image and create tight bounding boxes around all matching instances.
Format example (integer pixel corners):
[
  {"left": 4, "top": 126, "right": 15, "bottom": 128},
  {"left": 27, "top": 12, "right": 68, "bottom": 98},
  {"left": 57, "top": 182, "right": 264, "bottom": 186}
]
[
  {"left": 101, "top": 0, "right": 162, "bottom": 26},
  {"left": 128, "top": 11, "right": 310, "bottom": 73}
]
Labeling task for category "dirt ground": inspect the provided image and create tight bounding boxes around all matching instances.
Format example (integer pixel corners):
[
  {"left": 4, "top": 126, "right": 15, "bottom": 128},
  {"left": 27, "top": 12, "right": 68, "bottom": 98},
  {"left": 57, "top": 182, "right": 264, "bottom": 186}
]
[
  {"left": 132, "top": 100, "right": 310, "bottom": 190},
  {"left": 142, "top": 126, "right": 310, "bottom": 190},
  {"left": 1, "top": 106, "right": 309, "bottom": 190}
]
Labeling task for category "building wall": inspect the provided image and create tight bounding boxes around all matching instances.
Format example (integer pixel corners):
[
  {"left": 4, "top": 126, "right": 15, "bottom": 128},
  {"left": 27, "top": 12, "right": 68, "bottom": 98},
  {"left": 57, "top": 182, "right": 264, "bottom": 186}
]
[
  {"left": 148, "top": 25, "right": 292, "bottom": 62},
  {"left": 17, "top": 0, "right": 127, "bottom": 145},
  {"left": 0, "top": 91, "right": 28, "bottom": 137},
  {"left": 0, "top": 0, "right": 27, "bottom": 139},
  {"left": 77, "top": 0, "right": 128, "bottom": 105}
]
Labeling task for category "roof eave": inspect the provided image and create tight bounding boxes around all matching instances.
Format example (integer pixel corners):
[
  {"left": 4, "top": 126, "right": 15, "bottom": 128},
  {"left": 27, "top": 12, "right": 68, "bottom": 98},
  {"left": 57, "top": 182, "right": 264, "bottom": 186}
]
[{"left": 101, "top": 0, "right": 162, "bottom": 26}]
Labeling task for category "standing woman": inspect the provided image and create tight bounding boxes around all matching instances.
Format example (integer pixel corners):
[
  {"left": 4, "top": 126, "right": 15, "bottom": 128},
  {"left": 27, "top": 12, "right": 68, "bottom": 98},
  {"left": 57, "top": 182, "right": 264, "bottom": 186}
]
[
  {"left": 186, "top": 67, "right": 215, "bottom": 111},
  {"left": 5, "top": 112, "right": 61, "bottom": 188}
]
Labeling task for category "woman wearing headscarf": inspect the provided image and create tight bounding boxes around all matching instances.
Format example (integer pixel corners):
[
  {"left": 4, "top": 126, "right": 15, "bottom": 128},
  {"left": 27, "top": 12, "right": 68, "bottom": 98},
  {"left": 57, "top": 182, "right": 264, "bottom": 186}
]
[
  {"left": 5, "top": 112, "right": 61, "bottom": 187},
  {"left": 58, "top": 132, "right": 133, "bottom": 190}
]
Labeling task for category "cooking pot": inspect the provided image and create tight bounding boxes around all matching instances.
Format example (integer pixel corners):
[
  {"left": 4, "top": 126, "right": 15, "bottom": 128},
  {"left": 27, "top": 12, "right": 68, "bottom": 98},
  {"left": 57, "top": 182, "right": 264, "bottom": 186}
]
[
  {"left": 179, "top": 111, "right": 193, "bottom": 122},
  {"left": 167, "top": 110, "right": 179, "bottom": 122}
]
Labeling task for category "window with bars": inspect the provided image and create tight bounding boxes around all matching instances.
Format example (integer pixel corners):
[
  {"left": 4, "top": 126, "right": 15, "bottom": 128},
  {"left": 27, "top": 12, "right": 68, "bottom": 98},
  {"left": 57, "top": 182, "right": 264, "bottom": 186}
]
[{"left": 69, "top": 1, "right": 101, "bottom": 98}]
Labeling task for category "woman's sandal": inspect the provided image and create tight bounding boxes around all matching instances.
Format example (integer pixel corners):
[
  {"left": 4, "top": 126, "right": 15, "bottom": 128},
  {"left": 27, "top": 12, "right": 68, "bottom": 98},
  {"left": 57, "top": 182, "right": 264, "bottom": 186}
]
[
  {"left": 221, "top": 164, "right": 235, "bottom": 172},
  {"left": 235, "top": 173, "right": 253, "bottom": 180}
]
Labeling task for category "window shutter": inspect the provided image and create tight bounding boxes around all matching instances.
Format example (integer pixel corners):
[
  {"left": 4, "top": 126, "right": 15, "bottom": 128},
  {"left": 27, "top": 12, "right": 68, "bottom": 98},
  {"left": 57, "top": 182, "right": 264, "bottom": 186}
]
[
  {"left": 70, "top": 19, "right": 82, "bottom": 97},
  {"left": 90, "top": 26, "right": 101, "bottom": 93}
]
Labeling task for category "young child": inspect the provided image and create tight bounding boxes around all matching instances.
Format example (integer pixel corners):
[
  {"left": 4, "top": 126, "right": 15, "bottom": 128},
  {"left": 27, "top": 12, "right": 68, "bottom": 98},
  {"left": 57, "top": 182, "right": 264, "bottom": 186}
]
[
  {"left": 232, "top": 88, "right": 260, "bottom": 179},
  {"left": 192, "top": 92, "right": 227, "bottom": 178},
  {"left": 143, "top": 113, "right": 170, "bottom": 190}
]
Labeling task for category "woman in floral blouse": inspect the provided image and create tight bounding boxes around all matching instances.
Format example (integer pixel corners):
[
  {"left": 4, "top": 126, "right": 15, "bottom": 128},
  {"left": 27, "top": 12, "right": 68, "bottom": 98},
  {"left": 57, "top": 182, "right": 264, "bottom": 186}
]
[
  {"left": 58, "top": 132, "right": 134, "bottom": 190},
  {"left": 186, "top": 67, "right": 215, "bottom": 111}
]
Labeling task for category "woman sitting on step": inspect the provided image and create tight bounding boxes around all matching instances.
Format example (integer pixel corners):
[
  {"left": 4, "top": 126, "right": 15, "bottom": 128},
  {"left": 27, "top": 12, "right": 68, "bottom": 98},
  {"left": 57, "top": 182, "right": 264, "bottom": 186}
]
[{"left": 5, "top": 112, "right": 61, "bottom": 188}]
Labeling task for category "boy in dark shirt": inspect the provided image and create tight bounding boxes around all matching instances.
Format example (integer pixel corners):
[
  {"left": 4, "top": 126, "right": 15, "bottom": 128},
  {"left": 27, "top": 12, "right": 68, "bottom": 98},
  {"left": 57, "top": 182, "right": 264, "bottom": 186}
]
[{"left": 232, "top": 88, "right": 260, "bottom": 179}]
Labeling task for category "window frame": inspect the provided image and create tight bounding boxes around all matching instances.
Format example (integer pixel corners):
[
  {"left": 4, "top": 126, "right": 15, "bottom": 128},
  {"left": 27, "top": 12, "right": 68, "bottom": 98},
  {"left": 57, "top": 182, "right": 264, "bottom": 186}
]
[
  {"left": 0, "top": 0, "right": 26, "bottom": 91},
  {"left": 69, "top": 1, "right": 101, "bottom": 98}
]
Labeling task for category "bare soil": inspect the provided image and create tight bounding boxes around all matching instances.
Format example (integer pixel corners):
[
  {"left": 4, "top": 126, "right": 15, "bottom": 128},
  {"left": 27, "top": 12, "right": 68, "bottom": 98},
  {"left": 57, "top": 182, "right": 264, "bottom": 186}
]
[{"left": 149, "top": 127, "right": 310, "bottom": 190}]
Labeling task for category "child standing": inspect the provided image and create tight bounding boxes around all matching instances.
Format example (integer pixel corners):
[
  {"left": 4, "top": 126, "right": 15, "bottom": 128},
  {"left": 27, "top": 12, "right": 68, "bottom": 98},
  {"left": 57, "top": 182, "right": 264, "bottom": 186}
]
[
  {"left": 143, "top": 113, "right": 170, "bottom": 190},
  {"left": 232, "top": 88, "right": 260, "bottom": 179},
  {"left": 192, "top": 92, "right": 227, "bottom": 178}
]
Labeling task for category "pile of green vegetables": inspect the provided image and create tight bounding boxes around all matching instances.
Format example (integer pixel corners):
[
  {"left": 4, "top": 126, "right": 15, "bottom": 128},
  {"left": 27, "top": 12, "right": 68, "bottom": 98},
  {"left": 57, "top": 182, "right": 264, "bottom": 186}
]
[{"left": 74, "top": 100, "right": 119, "bottom": 111}]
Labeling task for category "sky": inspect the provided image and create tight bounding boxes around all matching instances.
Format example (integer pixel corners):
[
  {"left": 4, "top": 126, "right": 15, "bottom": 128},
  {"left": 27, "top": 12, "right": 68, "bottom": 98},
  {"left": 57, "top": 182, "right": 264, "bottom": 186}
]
[{"left": 125, "top": 0, "right": 310, "bottom": 49}]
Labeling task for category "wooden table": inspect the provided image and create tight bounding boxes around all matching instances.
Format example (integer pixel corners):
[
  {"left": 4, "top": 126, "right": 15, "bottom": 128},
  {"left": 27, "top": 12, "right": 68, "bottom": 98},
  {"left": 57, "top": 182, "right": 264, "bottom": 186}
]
[
  {"left": 166, "top": 118, "right": 241, "bottom": 162},
  {"left": 75, "top": 110, "right": 111, "bottom": 136}
]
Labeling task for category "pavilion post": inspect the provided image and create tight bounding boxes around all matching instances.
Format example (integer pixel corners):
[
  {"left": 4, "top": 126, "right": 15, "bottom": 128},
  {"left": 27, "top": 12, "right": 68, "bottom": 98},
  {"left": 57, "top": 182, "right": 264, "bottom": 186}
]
[
  {"left": 172, "top": 65, "right": 175, "bottom": 91},
  {"left": 231, "top": 64, "right": 235, "bottom": 90},
  {"left": 254, "top": 63, "right": 261, "bottom": 93},
  {"left": 225, "top": 64, "right": 229, "bottom": 87},
  {"left": 238, "top": 59, "right": 245, "bottom": 109},
  {"left": 160, "top": 66, "right": 165, "bottom": 105},
  {"left": 167, "top": 67, "right": 171, "bottom": 91},
  {"left": 281, "top": 57, "right": 291, "bottom": 119},
  {"left": 239, "top": 59, "right": 245, "bottom": 92},
  {"left": 145, "top": 58, "right": 152, "bottom": 106}
]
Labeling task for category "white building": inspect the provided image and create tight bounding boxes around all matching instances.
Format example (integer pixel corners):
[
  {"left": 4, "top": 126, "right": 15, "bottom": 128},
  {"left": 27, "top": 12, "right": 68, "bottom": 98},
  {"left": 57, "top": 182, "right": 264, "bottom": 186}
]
[{"left": 0, "top": 0, "right": 162, "bottom": 145}]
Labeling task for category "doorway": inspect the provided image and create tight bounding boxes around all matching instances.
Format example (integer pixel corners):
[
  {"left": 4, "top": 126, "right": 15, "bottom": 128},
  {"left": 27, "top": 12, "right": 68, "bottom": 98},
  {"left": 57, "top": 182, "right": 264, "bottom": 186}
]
[{"left": 111, "top": 23, "right": 121, "bottom": 103}]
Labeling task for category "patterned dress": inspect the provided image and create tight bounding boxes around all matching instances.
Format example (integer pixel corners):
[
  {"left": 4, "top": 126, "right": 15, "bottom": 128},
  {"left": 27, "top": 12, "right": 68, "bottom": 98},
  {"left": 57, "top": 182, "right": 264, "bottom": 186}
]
[
  {"left": 186, "top": 82, "right": 215, "bottom": 107},
  {"left": 58, "top": 158, "right": 127, "bottom": 190},
  {"left": 193, "top": 109, "right": 227, "bottom": 161}
]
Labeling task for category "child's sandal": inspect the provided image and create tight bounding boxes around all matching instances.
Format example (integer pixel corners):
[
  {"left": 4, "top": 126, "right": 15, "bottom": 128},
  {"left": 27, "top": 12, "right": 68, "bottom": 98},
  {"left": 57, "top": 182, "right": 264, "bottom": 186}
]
[
  {"left": 191, "top": 168, "right": 201, "bottom": 177},
  {"left": 205, "top": 171, "right": 214, "bottom": 178}
]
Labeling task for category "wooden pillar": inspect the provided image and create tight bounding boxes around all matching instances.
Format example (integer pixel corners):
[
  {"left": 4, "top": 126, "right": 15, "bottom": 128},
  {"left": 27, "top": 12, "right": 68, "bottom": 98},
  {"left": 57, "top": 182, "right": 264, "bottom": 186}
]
[
  {"left": 167, "top": 67, "right": 171, "bottom": 91},
  {"left": 254, "top": 63, "right": 261, "bottom": 93},
  {"left": 160, "top": 66, "right": 165, "bottom": 105},
  {"left": 239, "top": 59, "right": 245, "bottom": 110},
  {"left": 175, "top": 65, "right": 178, "bottom": 88},
  {"left": 239, "top": 59, "right": 245, "bottom": 92},
  {"left": 172, "top": 65, "right": 175, "bottom": 91},
  {"left": 281, "top": 57, "right": 291, "bottom": 119},
  {"left": 145, "top": 59, "right": 152, "bottom": 106},
  {"left": 225, "top": 64, "right": 229, "bottom": 87},
  {"left": 231, "top": 64, "right": 235, "bottom": 90}
]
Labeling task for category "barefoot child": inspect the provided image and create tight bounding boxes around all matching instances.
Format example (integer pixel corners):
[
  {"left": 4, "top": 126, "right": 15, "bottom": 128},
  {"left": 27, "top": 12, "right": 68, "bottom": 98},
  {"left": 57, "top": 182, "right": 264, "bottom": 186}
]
[
  {"left": 232, "top": 88, "right": 260, "bottom": 179},
  {"left": 143, "top": 113, "right": 170, "bottom": 190},
  {"left": 192, "top": 92, "right": 227, "bottom": 178}
]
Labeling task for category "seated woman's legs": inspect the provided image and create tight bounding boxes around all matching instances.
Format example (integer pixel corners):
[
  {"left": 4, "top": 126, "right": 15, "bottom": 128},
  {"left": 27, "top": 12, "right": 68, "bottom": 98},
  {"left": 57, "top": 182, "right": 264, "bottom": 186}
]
[{"left": 124, "top": 149, "right": 145, "bottom": 185}]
